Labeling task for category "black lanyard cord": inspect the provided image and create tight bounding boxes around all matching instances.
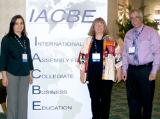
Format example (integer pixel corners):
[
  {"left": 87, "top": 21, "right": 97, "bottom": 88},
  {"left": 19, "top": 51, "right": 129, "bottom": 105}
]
[{"left": 15, "top": 36, "right": 26, "bottom": 52}]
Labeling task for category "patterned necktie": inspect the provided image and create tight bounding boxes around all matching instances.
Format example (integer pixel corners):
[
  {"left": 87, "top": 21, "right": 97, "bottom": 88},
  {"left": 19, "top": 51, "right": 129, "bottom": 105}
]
[{"left": 133, "top": 30, "right": 139, "bottom": 64}]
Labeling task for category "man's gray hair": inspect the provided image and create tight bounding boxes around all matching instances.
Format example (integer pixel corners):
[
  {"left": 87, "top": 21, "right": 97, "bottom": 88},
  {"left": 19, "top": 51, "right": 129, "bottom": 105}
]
[{"left": 129, "top": 9, "right": 143, "bottom": 20}]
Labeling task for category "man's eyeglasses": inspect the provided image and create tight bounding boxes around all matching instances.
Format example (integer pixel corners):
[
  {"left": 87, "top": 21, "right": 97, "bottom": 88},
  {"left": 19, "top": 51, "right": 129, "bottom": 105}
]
[{"left": 130, "top": 16, "right": 141, "bottom": 20}]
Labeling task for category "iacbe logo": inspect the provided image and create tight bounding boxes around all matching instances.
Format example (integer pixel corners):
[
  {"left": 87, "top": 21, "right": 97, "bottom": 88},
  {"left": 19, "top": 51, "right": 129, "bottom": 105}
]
[{"left": 29, "top": 9, "right": 96, "bottom": 23}]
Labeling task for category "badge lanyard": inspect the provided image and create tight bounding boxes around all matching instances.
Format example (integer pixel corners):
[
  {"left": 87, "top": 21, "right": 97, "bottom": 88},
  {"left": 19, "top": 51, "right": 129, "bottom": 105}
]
[
  {"left": 129, "top": 25, "right": 145, "bottom": 54},
  {"left": 92, "top": 37, "right": 103, "bottom": 62},
  {"left": 132, "top": 25, "right": 145, "bottom": 64},
  {"left": 15, "top": 36, "right": 28, "bottom": 62},
  {"left": 93, "top": 36, "right": 104, "bottom": 53},
  {"left": 133, "top": 25, "right": 144, "bottom": 46},
  {"left": 93, "top": 40, "right": 98, "bottom": 53},
  {"left": 15, "top": 36, "right": 26, "bottom": 53}
]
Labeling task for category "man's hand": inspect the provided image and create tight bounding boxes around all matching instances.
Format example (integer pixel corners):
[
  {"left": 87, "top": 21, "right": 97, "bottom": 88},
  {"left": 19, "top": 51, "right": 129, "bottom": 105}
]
[{"left": 149, "top": 73, "right": 156, "bottom": 81}]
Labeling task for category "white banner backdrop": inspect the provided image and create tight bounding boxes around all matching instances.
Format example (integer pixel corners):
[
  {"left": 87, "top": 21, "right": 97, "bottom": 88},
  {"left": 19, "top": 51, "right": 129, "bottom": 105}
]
[{"left": 26, "top": 0, "right": 108, "bottom": 118}]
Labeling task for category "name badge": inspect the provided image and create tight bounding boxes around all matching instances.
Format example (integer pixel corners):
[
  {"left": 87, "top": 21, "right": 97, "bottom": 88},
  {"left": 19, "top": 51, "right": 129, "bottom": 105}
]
[
  {"left": 92, "top": 53, "right": 100, "bottom": 62},
  {"left": 22, "top": 53, "right": 28, "bottom": 62},
  {"left": 128, "top": 47, "right": 135, "bottom": 54}
]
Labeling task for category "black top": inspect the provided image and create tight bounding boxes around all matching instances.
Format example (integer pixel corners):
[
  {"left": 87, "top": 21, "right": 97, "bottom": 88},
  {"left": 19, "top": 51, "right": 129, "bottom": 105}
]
[
  {"left": 87, "top": 38, "right": 103, "bottom": 81},
  {"left": 0, "top": 34, "right": 34, "bottom": 76}
]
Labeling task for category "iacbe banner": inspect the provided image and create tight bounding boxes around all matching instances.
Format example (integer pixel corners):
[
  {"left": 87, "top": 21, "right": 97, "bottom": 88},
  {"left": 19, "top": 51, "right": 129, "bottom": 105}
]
[{"left": 26, "top": 0, "right": 108, "bottom": 118}]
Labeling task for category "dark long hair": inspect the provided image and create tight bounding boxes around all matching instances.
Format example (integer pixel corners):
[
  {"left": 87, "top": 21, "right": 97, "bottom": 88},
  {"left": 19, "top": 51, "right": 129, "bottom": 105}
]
[{"left": 8, "top": 15, "right": 27, "bottom": 37}]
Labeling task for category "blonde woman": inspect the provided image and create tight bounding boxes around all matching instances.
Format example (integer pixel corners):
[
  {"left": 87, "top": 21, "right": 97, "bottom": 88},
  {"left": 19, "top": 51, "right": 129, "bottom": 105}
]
[{"left": 78, "top": 17, "right": 122, "bottom": 119}]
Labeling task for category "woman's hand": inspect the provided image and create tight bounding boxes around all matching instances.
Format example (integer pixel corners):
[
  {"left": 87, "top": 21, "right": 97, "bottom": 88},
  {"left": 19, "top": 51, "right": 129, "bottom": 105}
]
[
  {"left": 80, "top": 70, "right": 86, "bottom": 84},
  {"left": 28, "top": 71, "right": 33, "bottom": 84},
  {"left": 116, "top": 67, "right": 122, "bottom": 83},
  {"left": 2, "top": 78, "right": 8, "bottom": 87},
  {"left": 122, "top": 72, "right": 127, "bottom": 81},
  {"left": 2, "top": 71, "right": 8, "bottom": 87}
]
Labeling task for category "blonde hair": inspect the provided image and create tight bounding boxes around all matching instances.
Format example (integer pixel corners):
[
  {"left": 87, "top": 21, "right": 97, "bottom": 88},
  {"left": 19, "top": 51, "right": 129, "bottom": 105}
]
[{"left": 88, "top": 17, "right": 109, "bottom": 36}]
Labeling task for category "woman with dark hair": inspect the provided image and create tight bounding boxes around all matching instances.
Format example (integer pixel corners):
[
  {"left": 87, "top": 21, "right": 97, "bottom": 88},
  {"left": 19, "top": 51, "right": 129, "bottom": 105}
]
[
  {"left": 78, "top": 17, "right": 122, "bottom": 119},
  {"left": 0, "top": 15, "right": 33, "bottom": 119}
]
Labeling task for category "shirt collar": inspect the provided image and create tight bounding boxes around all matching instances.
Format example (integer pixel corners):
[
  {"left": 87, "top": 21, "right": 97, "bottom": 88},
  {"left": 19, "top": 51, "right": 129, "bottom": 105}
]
[{"left": 134, "top": 24, "right": 144, "bottom": 33}]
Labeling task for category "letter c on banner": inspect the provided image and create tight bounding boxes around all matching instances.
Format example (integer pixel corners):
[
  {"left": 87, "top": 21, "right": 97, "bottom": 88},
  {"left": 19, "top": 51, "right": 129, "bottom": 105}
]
[
  {"left": 51, "top": 9, "right": 65, "bottom": 22},
  {"left": 32, "top": 69, "right": 41, "bottom": 78}
]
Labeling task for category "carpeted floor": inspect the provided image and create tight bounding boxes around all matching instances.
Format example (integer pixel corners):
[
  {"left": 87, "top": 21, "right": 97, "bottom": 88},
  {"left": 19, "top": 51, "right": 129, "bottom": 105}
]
[
  {"left": 0, "top": 112, "right": 6, "bottom": 119},
  {"left": 0, "top": 73, "right": 160, "bottom": 119},
  {"left": 110, "top": 73, "right": 160, "bottom": 119}
]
